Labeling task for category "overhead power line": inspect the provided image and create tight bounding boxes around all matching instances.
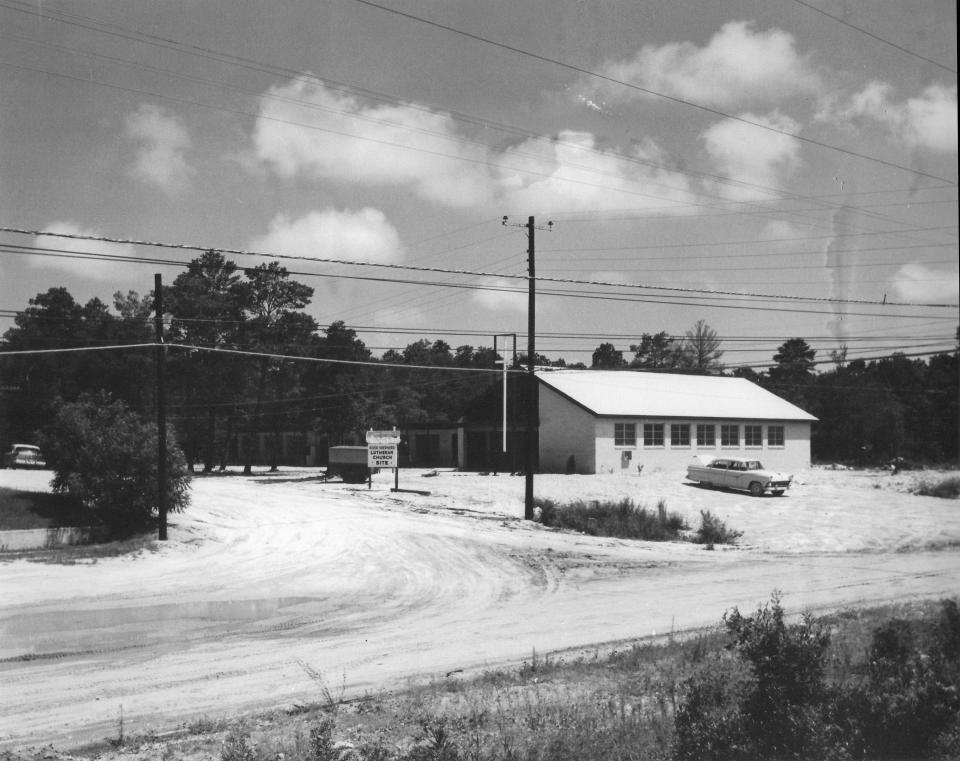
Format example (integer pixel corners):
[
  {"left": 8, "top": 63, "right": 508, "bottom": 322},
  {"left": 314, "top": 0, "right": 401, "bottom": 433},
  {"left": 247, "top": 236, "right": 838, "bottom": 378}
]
[
  {"left": 0, "top": 0, "right": 955, "bottom": 238},
  {"left": 2, "top": 225, "right": 956, "bottom": 309},
  {"left": 540, "top": 224, "right": 959, "bottom": 254},
  {"left": 786, "top": 0, "right": 956, "bottom": 74},
  {"left": 0, "top": 341, "right": 516, "bottom": 373},
  {"left": 1, "top": 339, "right": 953, "bottom": 373},
  {"left": 0, "top": 343, "right": 156, "bottom": 356},
  {"left": 349, "top": 0, "right": 957, "bottom": 185},
  {"left": 2, "top": 246, "right": 954, "bottom": 321}
]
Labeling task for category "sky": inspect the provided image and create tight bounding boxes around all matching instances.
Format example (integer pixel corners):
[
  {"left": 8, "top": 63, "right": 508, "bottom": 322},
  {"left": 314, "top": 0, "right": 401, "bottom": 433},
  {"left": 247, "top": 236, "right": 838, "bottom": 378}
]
[{"left": 0, "top": 0, "right": 957, "bottom": 369}]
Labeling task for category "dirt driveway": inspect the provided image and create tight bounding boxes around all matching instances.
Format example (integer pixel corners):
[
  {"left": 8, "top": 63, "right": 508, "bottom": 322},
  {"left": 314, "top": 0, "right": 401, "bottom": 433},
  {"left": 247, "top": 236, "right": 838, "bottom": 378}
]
[{"left": 1, "top": 466, "right": 958, "bottom": 748}]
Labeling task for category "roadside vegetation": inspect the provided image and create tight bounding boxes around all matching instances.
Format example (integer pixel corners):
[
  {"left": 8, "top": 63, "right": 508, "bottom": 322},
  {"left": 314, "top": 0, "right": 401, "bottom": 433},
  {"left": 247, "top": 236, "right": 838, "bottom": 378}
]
[
  {"left": 534, "top": 498, "right": 743, "bottom": 548},
  {"left": 0, "top": 487, "right": 92, "bottom": 531},
  {"left": 212, "top": 597, "right": 957, "bottom": 761},
  {"left": 915, "top": 475, "right": 960, "bottom": 499},
  {"left": 534, "top": 496, "right": 688, "bottom": 541},
  {"left": 36, "top": 597, "right": 953, "bottom": 761},
  {"left": 691, "top": 510, "right": 742, "bottom": 547}
]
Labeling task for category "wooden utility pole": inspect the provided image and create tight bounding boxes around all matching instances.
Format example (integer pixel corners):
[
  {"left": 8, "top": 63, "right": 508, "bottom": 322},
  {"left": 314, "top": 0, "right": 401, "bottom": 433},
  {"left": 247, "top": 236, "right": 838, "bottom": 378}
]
[
  {"left": 525, "top": 216, "right": 536, "bottom": 521},
  {"left": 154, "top": 274, "right": 168, "bottom": 541},
  {"left": 503, "top": 216, "right": 551, "bottom": 520}
]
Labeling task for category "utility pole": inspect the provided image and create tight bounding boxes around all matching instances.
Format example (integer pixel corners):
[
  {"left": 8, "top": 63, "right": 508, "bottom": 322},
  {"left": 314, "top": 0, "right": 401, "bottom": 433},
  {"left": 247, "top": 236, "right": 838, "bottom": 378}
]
[
  {"left": 503, "top": 216, "right": 551, "bottom": 520},
  {"left": 154, "top": 274, "right": 168, "bottom": 541},
  {"left": 493, "top": 333, "right": 517, "bottom": 473}
]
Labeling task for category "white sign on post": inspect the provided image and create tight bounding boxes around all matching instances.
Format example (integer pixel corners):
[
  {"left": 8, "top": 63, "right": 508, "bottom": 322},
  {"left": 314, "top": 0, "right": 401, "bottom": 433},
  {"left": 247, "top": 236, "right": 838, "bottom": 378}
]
[
  {"left": 367, "top": 443, "right": 398, "bottom": 468},
  {"left": 365, "top": 429, "right": 401, "bottom": 445}
]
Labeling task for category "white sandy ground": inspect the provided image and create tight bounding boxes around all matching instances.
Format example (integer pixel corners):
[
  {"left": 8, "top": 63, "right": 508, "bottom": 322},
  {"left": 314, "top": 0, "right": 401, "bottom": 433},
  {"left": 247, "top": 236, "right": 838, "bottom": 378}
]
[{"left": 1, "top": 466, "right": 959, "bottom": 749}]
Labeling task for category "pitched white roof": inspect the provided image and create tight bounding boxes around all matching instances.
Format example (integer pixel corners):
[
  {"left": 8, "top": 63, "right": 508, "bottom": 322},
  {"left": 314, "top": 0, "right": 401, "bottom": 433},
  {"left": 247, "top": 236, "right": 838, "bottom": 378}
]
[{"left": 537, "top": 370, "right": 817, "bottom": 421}]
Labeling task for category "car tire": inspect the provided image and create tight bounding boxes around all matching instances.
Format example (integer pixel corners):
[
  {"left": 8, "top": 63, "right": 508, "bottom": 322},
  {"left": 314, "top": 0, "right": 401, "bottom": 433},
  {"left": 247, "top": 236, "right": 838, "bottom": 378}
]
[{"left": 749, "top": 481, "right": 764, "bottom": 497}]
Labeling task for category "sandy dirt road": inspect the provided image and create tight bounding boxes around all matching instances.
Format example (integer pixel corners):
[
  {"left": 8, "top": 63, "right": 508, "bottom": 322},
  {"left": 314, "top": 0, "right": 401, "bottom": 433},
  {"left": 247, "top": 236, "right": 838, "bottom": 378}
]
[{"left": 1, "top": 467, "right": 959, "bottom": 748}]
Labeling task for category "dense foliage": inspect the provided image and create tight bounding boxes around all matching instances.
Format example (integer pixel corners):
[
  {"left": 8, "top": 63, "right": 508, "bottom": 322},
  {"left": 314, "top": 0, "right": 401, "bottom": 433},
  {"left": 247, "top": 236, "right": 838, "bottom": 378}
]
[
  {"left": 534, "top": 496, "right": 688, "bottom": 540},
  {"left": 1, "top": 254, "right": 956, "bottom": 468},
  {"left": 675, "top": 595, "right": 960, "bottom": 760},
  {"left": 40, "top": 393, "right": 191, "bottom": 537}
]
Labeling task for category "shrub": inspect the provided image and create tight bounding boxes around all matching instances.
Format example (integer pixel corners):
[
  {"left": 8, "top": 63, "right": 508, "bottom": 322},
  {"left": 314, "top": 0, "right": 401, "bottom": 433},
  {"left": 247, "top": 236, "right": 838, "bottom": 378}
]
[
  {"left": 675, "top": 593, "right": 833, "bottom": 760},
  {"left": 221, "top": 726, "right": 257, "bottom": 761},
  {"left": 830, "top": 599, "right": 960, "bottom": 759},
  {"left": 40, "top": 392, "right": 190, "bottom": 537},
  {"left": 534, "top": 497, "right": 688, "bottom": 541},
  {"left": 915, "top": 476, "right": 960, "bottom": 498},
  {"left": 675, "top": 595, "right": 960, "bottom": 760},
  {"left": 693, "top": 511, "right": 742, "bottom": 547}
]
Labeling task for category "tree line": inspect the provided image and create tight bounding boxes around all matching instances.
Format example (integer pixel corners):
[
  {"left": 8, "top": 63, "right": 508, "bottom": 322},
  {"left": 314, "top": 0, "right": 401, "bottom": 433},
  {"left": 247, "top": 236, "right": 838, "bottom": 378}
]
[{"left": 1, "top": 250, "right": 957, "bottom": 468}]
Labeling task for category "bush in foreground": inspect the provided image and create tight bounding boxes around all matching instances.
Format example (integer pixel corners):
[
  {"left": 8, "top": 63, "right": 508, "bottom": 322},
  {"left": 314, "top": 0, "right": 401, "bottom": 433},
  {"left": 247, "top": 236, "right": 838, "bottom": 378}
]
[
  {"left": 693, "top": 510, "right": 743, "bottom": 547},
  {"left": 535, "top": 497, "right": 687, "bottom": 541},
  {"left": 915, "top": 476, "right": 960, "bottom": 498},
  {"left": 675, "top": 594, "right": 960, "bottom": 760},
  {"left": 40, "top": 392, "right": 191, "bottom": 537}
]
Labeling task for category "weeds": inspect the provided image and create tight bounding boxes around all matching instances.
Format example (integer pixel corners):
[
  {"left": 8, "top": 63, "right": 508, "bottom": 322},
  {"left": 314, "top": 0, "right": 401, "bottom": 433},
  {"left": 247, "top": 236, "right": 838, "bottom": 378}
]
[
  {"left": 915, "top": 476, "right": 960, "bottom": 498},
  {"left": 220, "top": 725, "right": 257, "bottom": 761},
  {"left": 534, "top": 497, "right": 688, "bottom": 541},
  {"left": 692, "top": 510, "right": 742, "bottom": 547},
  {"left": 296, "top": 659, "right": 347, "bottom": 712},
  {"left": 76, "top": 601, "right": 960, "bottom": 761},
  {"left": 675, "top": 594, "right": 960, "bottom": 760}
]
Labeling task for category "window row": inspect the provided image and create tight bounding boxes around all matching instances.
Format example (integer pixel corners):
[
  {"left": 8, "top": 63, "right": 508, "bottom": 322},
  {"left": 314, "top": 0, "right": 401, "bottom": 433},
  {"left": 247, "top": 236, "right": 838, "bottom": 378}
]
[{"left": 614, "top": 422, "right": 785, "bottom": 448}]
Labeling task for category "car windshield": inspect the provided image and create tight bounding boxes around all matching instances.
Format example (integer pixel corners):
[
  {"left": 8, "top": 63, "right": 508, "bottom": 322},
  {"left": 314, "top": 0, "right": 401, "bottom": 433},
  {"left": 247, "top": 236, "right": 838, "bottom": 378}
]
[{"left": 746, "top": 461, "right": 763, "bottom": 470}]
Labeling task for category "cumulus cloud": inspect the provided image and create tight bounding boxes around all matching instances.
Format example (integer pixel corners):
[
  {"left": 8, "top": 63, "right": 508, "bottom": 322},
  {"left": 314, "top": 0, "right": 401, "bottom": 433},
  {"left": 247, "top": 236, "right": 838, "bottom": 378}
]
[
  {"left": 252, "top": 77, "right": 494, "bottom": 207},
  {"left": 757, "top": 219, "right": 805, "bottom": 242},
  {"left": 250, "top": 77, "right": 707, "bottom": 216},
  {"left": 892, "top": 262, "right": 960, "bottom": 302},
  {"left": 470, "top": 277, "right": 530, "bottom": 313},
  {"left": 823, "top": 81, "right": 957, "bottom": 153},
  {"left": 596, "top": 21, "right": 820, "bottom": 109},
  {"left": 496, "top": 130, "right": 697, "bottom": 214},
  {"left": 124, "top": 104, "right": 193, "bottom": 192},
  {"left": 903, "top": 84, "right": 958, "bottom": 152},
  {"left": 702, "top": 111, "right": 802, "bottom": 200},
  {"left": 32, "top": 221, "right": 141, "bottom": 281},
  {"left": 250, "top": 208, "right": 403, "bottom": 264}
]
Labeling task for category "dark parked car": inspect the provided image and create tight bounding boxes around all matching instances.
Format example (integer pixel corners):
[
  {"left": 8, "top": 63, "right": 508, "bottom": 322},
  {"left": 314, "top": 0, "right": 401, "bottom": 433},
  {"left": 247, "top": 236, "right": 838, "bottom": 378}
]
[{"left": 2, "top": 444, "right": 47, "bottom": 469}]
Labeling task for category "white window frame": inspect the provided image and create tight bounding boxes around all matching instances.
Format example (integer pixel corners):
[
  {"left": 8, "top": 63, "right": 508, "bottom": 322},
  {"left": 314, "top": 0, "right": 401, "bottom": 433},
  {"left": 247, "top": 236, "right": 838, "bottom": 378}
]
[
  {"left": 643, "top": 422, "right": 665, "bottom": 448},
  {"left": 671, "top": 423, "right": 691, "bottom": 448},
  {"left": 720, "top": 424, "right": 739, "bottom": 448},
  {"left": 768, "top": 425, "right": 785, "bottom": 448},
  {"left": 696, "top": 423, "right": 716, "bottom": 448},
  {"left": 614, "top": 422, "right": 636, "bottom": 447},
  {"left": 744, "top": 424, "right": 763, "bottom": 448}
]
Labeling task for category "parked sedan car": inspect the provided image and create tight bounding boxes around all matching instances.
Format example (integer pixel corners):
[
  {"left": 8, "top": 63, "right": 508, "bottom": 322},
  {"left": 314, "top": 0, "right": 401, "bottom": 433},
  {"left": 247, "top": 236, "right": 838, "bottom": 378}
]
[
  {"left": 686, "top": 456, "right": 792, "bottom": 496},
  {"left": 2, "top": 444, "right": 47, "bottom": 469}
]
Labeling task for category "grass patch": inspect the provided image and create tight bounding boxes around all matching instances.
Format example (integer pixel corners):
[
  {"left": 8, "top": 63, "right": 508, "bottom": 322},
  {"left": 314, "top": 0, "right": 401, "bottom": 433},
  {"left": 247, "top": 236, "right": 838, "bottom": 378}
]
[
  {"left": 39, "top": 599, "right": 957, "bottom": 761},
  {"left": 0, "top": 486, "right": 95, "bottom": 531},
  {"left": 0, "top": 532, "right": 159, "bottom": 564},
  {"left": 534, "top": 498, "right": 688, "bottom": 542},
  {"left": 534, "top": 497, "right": 688, "bottom": 541},
  {"left": 533, "top": 498, "right": 744, "bottom": 548},
  {"left": 915, "top": 476, "right": 960, "bottom": 499},
  {"left": 692, "top": 510, "right": 743, "bottom": 548}
]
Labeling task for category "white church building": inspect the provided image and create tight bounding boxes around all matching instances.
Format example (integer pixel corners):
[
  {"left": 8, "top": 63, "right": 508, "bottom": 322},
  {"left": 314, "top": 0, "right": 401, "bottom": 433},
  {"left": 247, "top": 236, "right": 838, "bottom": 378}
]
[{"left": 535, "top": 370, "right": 817, "bottom": 475}]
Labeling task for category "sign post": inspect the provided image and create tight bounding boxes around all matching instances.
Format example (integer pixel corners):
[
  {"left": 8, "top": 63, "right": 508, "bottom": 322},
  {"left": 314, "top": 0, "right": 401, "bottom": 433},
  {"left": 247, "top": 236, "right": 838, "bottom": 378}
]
[{"left": 366, "top": 429, "right": 401, "bottom": 491}]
